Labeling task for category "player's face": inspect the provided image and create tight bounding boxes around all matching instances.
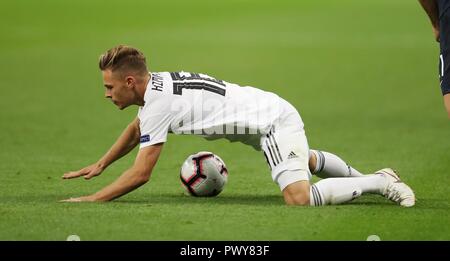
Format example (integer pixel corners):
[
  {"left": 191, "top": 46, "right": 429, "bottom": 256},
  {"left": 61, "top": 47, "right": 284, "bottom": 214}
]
[{"left": 102, "top": 70, "right": 135, "bottom": 110}]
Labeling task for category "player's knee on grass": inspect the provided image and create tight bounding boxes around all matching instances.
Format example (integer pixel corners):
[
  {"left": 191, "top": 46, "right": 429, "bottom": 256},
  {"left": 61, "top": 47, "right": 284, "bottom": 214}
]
[{"left": 282, "top": 180, "right": 310, "bottom": 206}]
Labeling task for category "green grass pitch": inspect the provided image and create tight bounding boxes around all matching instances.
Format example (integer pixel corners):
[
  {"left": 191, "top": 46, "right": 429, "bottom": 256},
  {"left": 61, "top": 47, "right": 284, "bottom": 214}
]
[{"left": 0, "top": 0, "right": 449, "bottom": 240}]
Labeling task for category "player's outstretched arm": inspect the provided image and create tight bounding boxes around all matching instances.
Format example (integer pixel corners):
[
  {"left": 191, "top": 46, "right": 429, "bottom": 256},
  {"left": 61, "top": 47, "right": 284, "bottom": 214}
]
[
  {"left": 62, "top": 118, "right": 141, "bottom": 180},
  {"left": 61, "top": 143, "right": 164, "bottom": 202},
  {"left": 418, "top": 0, "right": 440, "bottom": 41}
]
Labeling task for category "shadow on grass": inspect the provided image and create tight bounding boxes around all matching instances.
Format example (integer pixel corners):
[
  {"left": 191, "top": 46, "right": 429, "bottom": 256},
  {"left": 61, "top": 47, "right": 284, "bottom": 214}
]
[
  {"left": 347, "top": 196, "right": 449, "bottom": 210},
  {"left": 116, "top": 194, "right": 448, "bottom": 210},
  {"left": 2, "top": 193, "right": 284, "bottom": 206},
  {"left": 8, "top": 192, "right": 448, "bottom": 210},
  {"left": 116, "top": 193, "right": 285, "bottom": 206}
]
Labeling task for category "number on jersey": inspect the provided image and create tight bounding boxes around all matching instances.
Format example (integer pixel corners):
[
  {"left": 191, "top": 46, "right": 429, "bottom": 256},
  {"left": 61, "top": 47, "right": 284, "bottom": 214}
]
[{"left": 170, "top": 72, "right": 226, "bottom": 96}]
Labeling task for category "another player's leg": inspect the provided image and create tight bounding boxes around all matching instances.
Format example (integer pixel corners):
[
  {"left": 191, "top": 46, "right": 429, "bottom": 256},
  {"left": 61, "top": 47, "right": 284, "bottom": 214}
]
[
  {"left": 439, "top": 9, "right": 450, "bottom": 118},
  {"left": 309, "top": 150, "right": 364, "bottom": 178},
  {"left": 443, "top": 93, "right": 450, "bottom": 118}
]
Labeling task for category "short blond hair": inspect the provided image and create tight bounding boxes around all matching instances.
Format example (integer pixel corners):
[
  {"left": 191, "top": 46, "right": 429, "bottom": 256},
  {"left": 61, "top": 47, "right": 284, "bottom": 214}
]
[{"left": 98, "top": 45, "right": 148, "bottom": 76}]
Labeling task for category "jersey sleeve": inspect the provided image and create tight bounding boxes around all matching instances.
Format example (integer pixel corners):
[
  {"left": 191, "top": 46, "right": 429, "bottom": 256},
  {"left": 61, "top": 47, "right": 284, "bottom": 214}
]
[{"left": 138, "top": 107, "right": 172, "bottom": 149}]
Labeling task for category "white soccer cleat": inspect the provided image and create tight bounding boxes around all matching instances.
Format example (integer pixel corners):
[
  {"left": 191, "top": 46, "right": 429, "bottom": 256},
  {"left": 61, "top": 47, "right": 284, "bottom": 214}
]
[{"left": 375, "top": 168, "right": 415, "bottom": 207}]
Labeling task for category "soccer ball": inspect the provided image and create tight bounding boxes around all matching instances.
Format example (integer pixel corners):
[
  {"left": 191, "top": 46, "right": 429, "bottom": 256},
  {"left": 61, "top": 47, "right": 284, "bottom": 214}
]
[{"left": 180, "top": 151, "right": 228, "bottom": 197}]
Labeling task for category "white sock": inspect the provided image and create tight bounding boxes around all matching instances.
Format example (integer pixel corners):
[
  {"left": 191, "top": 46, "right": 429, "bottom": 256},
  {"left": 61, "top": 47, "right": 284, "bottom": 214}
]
[
  {"left": 310, "top": 175, "right": 386, "bottom": 206},
  {"left": 310, "top": 150, "right": 364, "bottom": 178}
]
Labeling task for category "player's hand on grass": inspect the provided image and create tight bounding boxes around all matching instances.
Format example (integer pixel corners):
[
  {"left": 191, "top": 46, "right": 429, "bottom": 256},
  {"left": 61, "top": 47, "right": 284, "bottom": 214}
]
[
  {"left": 62, "top": 162, "right": 105, "bottom": 180},
  {"left": 60, "top": 195, "right": 97, "bottom": 203}
]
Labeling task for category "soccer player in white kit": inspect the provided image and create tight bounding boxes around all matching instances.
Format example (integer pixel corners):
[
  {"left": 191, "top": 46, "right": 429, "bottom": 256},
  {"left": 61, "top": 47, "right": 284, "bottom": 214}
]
[{"left": 62, "top": 45, "right": 415, "bottom": 207}]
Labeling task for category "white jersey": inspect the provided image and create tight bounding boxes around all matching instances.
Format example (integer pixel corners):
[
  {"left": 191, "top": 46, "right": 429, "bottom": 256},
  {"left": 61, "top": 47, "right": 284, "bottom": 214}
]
[{"left": 138, "top": 71, "right": 287, "bottom": 150}]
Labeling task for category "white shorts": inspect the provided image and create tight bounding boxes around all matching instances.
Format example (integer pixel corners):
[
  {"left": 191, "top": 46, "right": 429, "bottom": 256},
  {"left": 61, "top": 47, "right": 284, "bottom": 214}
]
[{"left": 260, "top": 99, "right": 311, "bottom": 191}]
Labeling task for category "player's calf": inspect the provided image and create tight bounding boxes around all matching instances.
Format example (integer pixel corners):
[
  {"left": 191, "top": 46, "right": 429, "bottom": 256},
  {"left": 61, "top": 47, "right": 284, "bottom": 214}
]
[{"left": 309, "top": 150, "right": 364, "bottom": 178}]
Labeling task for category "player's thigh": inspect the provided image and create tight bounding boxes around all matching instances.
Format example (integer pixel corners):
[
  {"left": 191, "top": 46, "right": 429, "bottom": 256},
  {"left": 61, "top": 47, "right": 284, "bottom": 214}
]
[{"left": 261, "top": 121, "right": 311, "bottom": 191}]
